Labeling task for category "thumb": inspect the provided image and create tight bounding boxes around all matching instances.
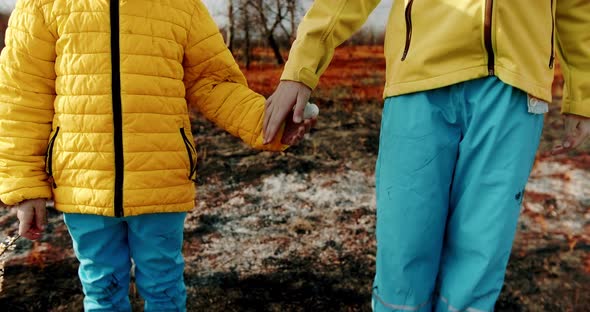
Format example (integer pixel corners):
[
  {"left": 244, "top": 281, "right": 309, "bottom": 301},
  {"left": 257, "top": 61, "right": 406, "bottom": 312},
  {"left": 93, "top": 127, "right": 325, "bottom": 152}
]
[
  {"left": 16, "top": 202, "right": 34, "bottom": 237},
  {"left": 293, "top": 92, "right": 309, "bottom": 124}
]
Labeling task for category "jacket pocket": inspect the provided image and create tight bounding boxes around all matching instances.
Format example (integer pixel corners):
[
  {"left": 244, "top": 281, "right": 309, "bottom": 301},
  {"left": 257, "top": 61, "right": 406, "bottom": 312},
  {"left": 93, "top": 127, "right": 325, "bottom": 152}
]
[
  {"left": 549, "top": 0, "right": 555, "bottom": 69},
  {"left": 45, "top": 127, "right": 60, "bottom": 188},
  {"left": 401, "top": 0, "right": 415, "bottom": 61},
  {"left": 180, "top": 128, "right": 197, "bottom": 181}
]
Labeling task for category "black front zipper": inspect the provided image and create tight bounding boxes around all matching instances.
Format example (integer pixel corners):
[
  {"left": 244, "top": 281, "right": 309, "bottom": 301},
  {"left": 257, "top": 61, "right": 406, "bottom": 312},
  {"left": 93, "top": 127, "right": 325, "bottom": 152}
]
[
  {"left": 110, "top": 0, "right": 124, "bottom": 217},
  {"left": 180, "top": 128, "right": 197, "bottom": 181},
  {"left": 401, "top": 0, "right": 415, "bottom": 61},
  {"left": 484, "top": 0, "right": 495, "bottom": 75},
  {"left": 549, "top": 0, "right": 555, "bottom": 69},
  {"left": 46, "top": 127, "right": 60, "bottom": 188}
]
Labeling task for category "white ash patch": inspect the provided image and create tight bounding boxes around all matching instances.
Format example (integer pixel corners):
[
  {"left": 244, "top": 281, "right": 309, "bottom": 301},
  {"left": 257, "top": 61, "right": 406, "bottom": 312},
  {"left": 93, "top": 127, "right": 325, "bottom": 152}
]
[
  {"left": 186, "top": 170, "right": 376, "bottom": 277},
  {"left": 519, "top": 160, "right": 590, "bottom": 248},
  {"left": 185, "top": 160, "right": 588, "bottom": 277}
]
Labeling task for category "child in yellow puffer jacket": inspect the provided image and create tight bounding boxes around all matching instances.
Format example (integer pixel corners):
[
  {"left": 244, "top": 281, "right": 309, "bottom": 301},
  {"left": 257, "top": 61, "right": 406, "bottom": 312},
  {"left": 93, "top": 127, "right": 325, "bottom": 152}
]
[{"left": 0, "top": 0, "right": 314, "bottom": 310}]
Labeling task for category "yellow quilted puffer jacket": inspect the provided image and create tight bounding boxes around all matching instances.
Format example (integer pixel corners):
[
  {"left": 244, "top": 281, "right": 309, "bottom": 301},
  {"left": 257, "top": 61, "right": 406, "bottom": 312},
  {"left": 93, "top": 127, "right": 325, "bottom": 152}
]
[
  {"left": 0, "top": 0, "right": 285, "bottom": 216},
  {"left": 282, "top": 0, "right": 590, "bottom": 117}
]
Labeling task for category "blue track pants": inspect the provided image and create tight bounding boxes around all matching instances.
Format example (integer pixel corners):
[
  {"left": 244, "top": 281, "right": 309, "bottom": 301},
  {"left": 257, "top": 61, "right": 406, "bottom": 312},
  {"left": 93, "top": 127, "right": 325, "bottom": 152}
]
[
  {"left": 64, "top": 212, "right": 187, "bottom": 311},
  {"left": 372, "top": 77, "right": 544, "bottom": 311}
]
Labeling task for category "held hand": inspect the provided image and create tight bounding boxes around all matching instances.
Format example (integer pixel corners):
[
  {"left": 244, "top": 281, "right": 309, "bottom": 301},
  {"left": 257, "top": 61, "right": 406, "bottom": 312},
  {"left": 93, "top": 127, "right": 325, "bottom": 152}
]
[
  {"left": 551, "top": 114, "right": 590, "bottom": 155},
  {"left": 281, "top": 115, "right": 317, "bottom": 146},
  {"left": 15, "top": 198, "right": 47, "bottom": 240},
  {"left": 263, "top": 81, "right": 312, "bottom": 144}
]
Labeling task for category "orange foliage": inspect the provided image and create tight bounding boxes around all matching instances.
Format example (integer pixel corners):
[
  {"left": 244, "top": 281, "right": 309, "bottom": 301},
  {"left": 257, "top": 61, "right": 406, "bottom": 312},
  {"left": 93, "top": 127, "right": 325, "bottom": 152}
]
[
  {"left": 242, "top": 45, "right": 564, "bottom": 105},
  {"left": 242, "top": 45, "right": 386, "bottom": 104}
]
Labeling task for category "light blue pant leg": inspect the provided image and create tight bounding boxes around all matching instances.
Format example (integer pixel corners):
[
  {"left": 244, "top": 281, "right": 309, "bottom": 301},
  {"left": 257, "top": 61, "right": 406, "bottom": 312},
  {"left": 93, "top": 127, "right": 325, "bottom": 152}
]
[
  {"left": 435, "top": 77, "right": 544, "bottom": 311},
  {"left": 373, "top": 87, "right": 461, "bottom": 311},
  {"left": 64, "top": 213, "right": 132, "bottom": 312},
  {"left": 127, "top": 213, "right": 187, "bottom": 312}
]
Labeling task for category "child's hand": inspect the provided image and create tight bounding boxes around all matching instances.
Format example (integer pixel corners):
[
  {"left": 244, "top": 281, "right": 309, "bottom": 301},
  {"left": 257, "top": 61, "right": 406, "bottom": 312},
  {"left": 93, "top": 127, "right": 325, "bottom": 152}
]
[
  {"left": 15, "top": 199, "right": 47, "bottom": 240},
  {"left": 280, "top": 103, "right": 319, "bottom": 145},
  {"left": 281, "top": 114, "right": 317, "bottom": 145},
  {"left": 551, "top": 114, "right": 590, "bottom": 155}
]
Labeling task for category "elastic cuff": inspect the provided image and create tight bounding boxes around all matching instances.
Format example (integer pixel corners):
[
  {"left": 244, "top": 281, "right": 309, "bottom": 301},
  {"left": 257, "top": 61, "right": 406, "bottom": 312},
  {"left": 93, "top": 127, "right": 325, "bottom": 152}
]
[
  {"left": 280, "top": 66, "right": 319, "bottom": 90},
  {"left": 561, "top": 99, "right": 590, "bottom": 118}
]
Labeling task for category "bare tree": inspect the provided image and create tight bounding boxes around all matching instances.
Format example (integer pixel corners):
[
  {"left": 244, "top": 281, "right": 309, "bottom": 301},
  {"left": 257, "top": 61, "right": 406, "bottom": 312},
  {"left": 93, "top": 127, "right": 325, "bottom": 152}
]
[
  {"left": 287, "top": 0, "right": 298, "bottom": 42},
  {"left": 241, "top": 0, "right": 252, "bottom": 68},
  {"left": 226, "top": 0, "right": 235, "bottom": 52},
  {"left": 247, "top": 0, "right": 288, "bottom": 65},
  {"left": 0, "top": 14, "right": 8, "bottom": 50},
  {"left": 230, "top": 0, "right": 303, "bottom": 67}
]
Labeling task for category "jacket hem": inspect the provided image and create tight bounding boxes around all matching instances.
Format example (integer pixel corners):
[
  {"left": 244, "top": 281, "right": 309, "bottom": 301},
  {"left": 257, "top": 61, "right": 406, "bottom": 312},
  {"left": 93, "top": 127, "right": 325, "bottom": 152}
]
[
  {"left": 383, "top": 66, "right": 489, "bottom": 98},
  {"left": 383, "top": 66, "right": 553, "bottom": 104},
  {"left": 494, "top": 66, "right": 553, "bottom": 103},
  {"left": 55, "top": 201, "right": 195, "bottom": 217},
  {"left": 0, "top": 186, "right": 53, "bottom": 206}
]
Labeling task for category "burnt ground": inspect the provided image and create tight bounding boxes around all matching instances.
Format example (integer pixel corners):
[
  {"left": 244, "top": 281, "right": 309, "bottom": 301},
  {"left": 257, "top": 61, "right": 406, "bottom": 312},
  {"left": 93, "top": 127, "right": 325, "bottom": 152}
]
[{"left": 0, "top": 100, "right": 588, "bottom": 311}]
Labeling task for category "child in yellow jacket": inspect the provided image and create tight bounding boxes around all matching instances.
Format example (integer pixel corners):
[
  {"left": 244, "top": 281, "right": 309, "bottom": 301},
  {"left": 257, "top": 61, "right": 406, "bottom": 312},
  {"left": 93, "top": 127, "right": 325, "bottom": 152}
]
[{"left": 0, "top": 0, "right": 313, "bottom": 310}]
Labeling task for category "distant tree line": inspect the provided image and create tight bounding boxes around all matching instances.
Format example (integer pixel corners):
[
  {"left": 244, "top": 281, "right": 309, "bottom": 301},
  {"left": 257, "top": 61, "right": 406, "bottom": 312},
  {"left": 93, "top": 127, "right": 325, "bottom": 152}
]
[{"left": 224, "top": 0, "right": 385, "bottom": 69}]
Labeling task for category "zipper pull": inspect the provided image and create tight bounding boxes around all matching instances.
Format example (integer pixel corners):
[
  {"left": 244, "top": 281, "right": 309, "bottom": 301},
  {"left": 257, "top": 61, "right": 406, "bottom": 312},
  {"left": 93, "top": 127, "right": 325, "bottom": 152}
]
[{"left": 48, "top": 176, "right": 57, "bottom": 189}]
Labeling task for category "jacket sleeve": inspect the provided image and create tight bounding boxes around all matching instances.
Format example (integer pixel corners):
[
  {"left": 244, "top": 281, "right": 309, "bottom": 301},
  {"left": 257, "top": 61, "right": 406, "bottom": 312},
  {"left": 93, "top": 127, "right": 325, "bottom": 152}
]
[
  {"left": 555, "top": 0, "right": 590, "bottom": 117},
  {"left": 280, "top": 0, "right": 381, "bottom": 89},
  {"left": 0, "top": 0, "right": 56, "bottom": 206},
  {"left": 183, "top": 1, "right": 286, "bottom": 151}
]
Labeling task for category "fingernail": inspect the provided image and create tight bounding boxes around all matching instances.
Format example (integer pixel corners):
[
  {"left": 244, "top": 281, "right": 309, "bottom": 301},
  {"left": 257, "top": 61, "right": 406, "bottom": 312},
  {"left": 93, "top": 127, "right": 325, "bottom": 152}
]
[
  {"left": 294, "top": 116, "right": 302, "bottom": 123},
  {"left": 564, "top": 141, "right": 571, "bottom": 148}
]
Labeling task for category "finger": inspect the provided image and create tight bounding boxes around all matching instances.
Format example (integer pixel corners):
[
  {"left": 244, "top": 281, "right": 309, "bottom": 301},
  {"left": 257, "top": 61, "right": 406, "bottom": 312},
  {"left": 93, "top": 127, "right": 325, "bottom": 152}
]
[
  {"left": 281, "top": 130, "right": 297, "bottom": 146},
  {"left": 17, "top": 207, "right": 33, "bottom": 237},
  {"left": 565, "top": 136, "right": 583, "bottom": 150},
  {"left": 22, "top": 231, "right": 40, "bottom": 241},
  {"left": 265, "top": 94, "right": 273, "bottom": 109},
  {"left": 551, "top": 145, "right": 565, "bottom": 155},
  {"left": 297, "top": 125, "right": 305, "bottom": 139},
  {"left": 291, "top": 136, "right": 302, "bottom": 146},
  {"left": 303, "top": 119, "right": 313, "bottom": 133},
  {"left": 267, "top": 105, "right": 292, "bottom": 144},
  {"left": 289, "top": 131, "right": 304, "bottom": 145},
  {"left": 551, "top": 143, "right": 571, "bottom": 155},
  {"left": 34, "top": 201, "right": 47, "bottom": 231},
  {"left": 293, "top": 93, "right": 308, "bottom": 124},
  {"left": 312, "top": 117, "right": 318, "bottom": 127},
  {"left": 263, "top": 98, "right": 274, "bottom": 144}
]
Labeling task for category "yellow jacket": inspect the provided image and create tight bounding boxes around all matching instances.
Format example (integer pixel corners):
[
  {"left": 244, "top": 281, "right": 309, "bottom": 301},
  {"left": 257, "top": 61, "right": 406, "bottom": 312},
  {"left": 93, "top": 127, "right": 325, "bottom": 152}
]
[
  {"left": 0, "top": 0, "right": 284, "bottom": 216},
  {"left": 282, "top": 0, "right": 590, "bottom": 117}
]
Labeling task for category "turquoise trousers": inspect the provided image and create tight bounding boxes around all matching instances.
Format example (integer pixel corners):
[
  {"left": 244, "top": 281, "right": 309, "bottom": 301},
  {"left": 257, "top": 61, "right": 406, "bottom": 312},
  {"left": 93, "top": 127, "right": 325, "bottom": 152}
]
[
  {"left": 64, "top": 212, "right": 187, "bottom": 311},
  {"left": 372, "top": 77, "right": 544, "bottom": 311}
]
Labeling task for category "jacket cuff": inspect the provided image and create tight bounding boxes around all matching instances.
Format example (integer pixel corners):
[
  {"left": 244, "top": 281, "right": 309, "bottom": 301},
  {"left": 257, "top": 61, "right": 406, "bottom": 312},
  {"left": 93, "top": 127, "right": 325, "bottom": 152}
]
[
  {"left": 561, "top": 68, "right": 590, "bottom": 118},
  {"left": 0, "top": 186, "right": 52, "bottom": 206},
  {"left": 280, "top": 63, "right": 320, "bottom": 90}
]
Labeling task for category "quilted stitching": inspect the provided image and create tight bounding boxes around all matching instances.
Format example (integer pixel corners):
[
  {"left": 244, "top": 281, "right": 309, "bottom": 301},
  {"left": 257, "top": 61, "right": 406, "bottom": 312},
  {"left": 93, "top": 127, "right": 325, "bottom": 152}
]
[{"left": 0, "top": 0, "right": 284, "bottom": 216}]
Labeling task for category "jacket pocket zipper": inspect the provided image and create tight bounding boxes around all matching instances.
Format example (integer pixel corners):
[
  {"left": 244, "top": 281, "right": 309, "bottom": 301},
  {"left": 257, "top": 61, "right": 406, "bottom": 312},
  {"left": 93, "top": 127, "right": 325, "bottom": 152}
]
[
  {"left": 549, "top": 0, "right": 555, "bottom": 69},
  {"left": 180, "top": 128, "right": 197, "bottom": 181},
  {"left": 484, "top": 0, "right": 495, "bottom": 75},
  {"left": 401, "top": 0, "right": 415, "bottom": 61},
  {"left": 46, "top": 127, "right": 60, "bottom": 188}
]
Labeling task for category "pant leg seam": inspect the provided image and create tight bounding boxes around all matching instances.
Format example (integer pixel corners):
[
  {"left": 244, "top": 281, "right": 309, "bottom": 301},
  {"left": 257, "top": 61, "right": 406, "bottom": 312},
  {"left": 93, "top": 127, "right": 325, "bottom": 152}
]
[{"left": 372, "top": 291, "right": 431, "bottom": 311}]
